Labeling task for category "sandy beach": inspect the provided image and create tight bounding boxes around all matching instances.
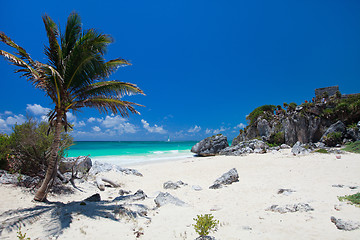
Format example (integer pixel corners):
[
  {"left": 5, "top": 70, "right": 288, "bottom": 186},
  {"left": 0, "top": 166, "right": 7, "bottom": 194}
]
[{"left": 1, "top": 149, "right": 360, "bottom": 240}]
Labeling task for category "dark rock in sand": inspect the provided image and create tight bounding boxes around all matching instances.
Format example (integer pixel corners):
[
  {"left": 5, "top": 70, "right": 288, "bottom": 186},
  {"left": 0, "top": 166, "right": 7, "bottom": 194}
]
[
  {"left": 84, "top": 193, "right": 101, "bottom": 202},
  {"left": 163, "top": 180, "right": 188, "bottom": 190},
  {"left": 331, "top": 216, "right": 360, "bottom": 231},
  {"left": 191, "top": 134, "right": 229, "bottom": 156}
]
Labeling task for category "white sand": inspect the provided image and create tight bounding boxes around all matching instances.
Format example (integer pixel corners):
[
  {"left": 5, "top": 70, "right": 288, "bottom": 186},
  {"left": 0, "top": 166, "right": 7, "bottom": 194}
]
[{"left": 1, "top": 149, "right": 360, "bottom": 239}]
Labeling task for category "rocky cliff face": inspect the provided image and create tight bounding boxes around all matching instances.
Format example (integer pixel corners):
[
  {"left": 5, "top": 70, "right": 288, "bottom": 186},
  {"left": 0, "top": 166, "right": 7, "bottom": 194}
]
[{"left": 233, "top": 103, "right": 359, "bottom": 146}]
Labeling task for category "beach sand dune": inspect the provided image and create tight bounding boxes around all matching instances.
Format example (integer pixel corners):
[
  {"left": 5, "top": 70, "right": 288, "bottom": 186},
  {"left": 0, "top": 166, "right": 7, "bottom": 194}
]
[{"left": 1, "top": 149, "right": 360, "bottom": 239}]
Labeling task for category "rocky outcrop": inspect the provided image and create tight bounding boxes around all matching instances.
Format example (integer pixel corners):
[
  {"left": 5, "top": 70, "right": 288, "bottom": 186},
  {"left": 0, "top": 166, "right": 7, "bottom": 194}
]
[
  {"left": 320, "top": 121, "right": 346, "bottom": 141},
  {"left": 191, "top": 134, "right": 229, "bottom": 156},
  {"left": 209, "top": 168, "right": 239, "bottom": 189},
  {"left": 331, "top": 216, "right": 360, "bottom": 231},
  {"left": 220, "top": 139, "right": 268, "bottom": 156}
]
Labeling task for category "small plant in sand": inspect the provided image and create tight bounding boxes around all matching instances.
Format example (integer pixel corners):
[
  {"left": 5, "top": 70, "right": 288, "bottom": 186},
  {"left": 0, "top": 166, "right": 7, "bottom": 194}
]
[
  {"left": 193, "top": 214, "right": 219, "bottom": 238},
  {"left": 338, "top": 192, "right": 360, "bottom": 207},
  {"left": 17, "top": 227, "right": 30, "bottom": 240}
]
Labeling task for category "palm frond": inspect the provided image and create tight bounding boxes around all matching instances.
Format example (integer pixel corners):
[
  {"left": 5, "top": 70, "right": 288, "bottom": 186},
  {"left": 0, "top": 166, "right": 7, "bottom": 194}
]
[
  {"left": 79, "top": 97, "right": 143, "bottom": 117},
  {"left": 61, "top": 12, "right": 82, "bottom": 58},
  {"left": 0, "top": 50, "right": 41, "bottom": 79},
  {"left": 0, "top": 32, "right": 36, "bottom": 66},
  {"left": 42, "top": 15, "right": 62, "bottom": 70},
  {"left": 103, "top": 58, "right": 132, "bottom": 77},
  {"left": 72, "top": 81, "right": 144, "bottom": 101}
]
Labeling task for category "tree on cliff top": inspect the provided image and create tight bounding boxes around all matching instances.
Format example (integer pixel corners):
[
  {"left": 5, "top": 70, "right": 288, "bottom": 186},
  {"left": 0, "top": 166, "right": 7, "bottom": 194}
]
[
  {"left": 0, "top": 12, "right": 144, "bottom": 201},
  {"left": 246, "top": 105, "right": 276, "bottom": 125}
]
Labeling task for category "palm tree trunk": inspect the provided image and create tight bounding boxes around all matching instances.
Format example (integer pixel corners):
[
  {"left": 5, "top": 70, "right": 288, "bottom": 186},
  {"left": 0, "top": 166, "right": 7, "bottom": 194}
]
[{"left": 34, "top": 116, "right": 63, "bottom": 202}]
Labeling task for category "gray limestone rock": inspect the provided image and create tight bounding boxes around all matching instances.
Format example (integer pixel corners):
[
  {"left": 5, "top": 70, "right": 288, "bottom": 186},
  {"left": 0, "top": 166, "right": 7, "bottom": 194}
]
[
  {"left": 331, "top": 216, "right": 360, "bottom": 231},
  {"left": 266, "top": 203, "right": 314, "bottom": 213},
  {"left": 209, "top": 168, "right": 239, "bottom": 189},
  {"left": 280, "top": 144, "right": 291, "bottom": 149},
  {"left": 191, "top": 134, "right": 229, "bottom": 156},
  {"left": 89, "top": 161, "right": 142, "bottom": 176},
  {"left": 114, "top": 189, "right": 147, "bottom": 202},
  {"left": 220, "top": 139, "right": 268, "bottom": 156},
  {"left": 320, "top": 120, "right": 346, "bottom": 142},
  {"left": 163, "top": 180, "right": 187, "bottom": 190},
  {"left": 83, "top": 193, "right": 101, "bottom": 202},
  {"left": 154, "top": 192, "right": 187, "bottom": 207},
  {"left": 291, "top": 141, "right": 311, "bottom": 155},
  {"left": 59, "top": 156, "right": 92, "bottom": 175},
  {"left": 192, "top": 185, "right": 203, "bottom": 191}
]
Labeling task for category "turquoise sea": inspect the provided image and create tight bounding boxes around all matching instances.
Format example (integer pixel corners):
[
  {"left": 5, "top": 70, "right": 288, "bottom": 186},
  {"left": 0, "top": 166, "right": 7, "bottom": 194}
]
[{"left": 66, "top": 141, "right": 197, "bottom": 166}]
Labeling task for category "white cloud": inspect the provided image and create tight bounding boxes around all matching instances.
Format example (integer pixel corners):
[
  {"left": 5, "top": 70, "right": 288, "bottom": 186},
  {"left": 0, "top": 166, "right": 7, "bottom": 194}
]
[
  {"left": 66, "top": 112, "right": 76, "bottom": 122},
  {"left": 100, "top": 115, "right": 137, "bottom": 134},
  {"left": 0, "top": 118, "right": 9, "bottom": 132},
  {"left": 188, "top": 125, "right": 201, "bottom": 133},
  {"left": 26, "top": 104, "right": 51, "bottom": 116},
  {"left": 88, "top": 117, "right": 96, "bottom": 123},
  {"left": 76, "top": 121, "right": 86, "bottom": 127},
  {"left": 92, "top": 126, "right": 101, "bottom": 132},
  {"left": 141, "top": 119, "right": 167, "bottom": 134},
  {"left": 205, "top": 128, "right": 212, "bottom": 134},
  {"left": 6, "top": 114, "right": 26, "bottom": 125},
  {"left": 213, "top": 126, "right": 227, "bottom": 134},
  {"left": 234, "top": 123, "right": 246, "bottom": 129},
  {"left": 4, "top": 111, "right": 13, "bottom": 115}
]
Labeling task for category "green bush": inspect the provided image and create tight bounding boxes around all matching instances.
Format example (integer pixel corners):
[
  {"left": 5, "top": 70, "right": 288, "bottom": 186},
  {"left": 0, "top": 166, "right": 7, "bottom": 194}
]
[
  {"left": 288, "top": 102, "right": 297, "bottom": 112},
  {"left": 193, "top": 214, "right": 219, "bottom": 237},
  {"left": 338, "top": 192, "right": 360, "bottom": 207},
  {"left": 0, "top": 134, "right": 13, "bottom": 169},
  {"left": 343, "top": 141, "right": 360, "bottom": 153},
  {"left": 246, "top": 105, "right": 276, "bottom": 125},
  {"left": 322, "top": 132, "right": 342, "bottom": 147},
  {"left": 269, "top": 132, "right": 285, "bottom": 146},
  {"left": 315, "top": 149, "right": 328, "bottom": 154},
  {"left": 1, "top": 119, "right": 73, "bottom": 176}
]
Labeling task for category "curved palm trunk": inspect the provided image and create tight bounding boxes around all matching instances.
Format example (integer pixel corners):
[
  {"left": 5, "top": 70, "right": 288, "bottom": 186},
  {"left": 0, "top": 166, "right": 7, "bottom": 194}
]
[{"left": 34, "top": 116, "right": 63, "bottom": 201}]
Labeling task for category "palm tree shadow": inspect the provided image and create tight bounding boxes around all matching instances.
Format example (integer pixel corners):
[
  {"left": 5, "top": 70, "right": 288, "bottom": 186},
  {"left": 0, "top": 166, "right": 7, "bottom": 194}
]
[{"left": 0, "top": 198, "right": 150, "bottom": 238}]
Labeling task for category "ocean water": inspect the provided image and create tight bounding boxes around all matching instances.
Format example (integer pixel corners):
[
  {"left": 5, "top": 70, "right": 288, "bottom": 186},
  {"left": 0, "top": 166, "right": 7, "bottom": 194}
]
[{"left": 66, "top": 141, "right": 197, "bottom": 166}]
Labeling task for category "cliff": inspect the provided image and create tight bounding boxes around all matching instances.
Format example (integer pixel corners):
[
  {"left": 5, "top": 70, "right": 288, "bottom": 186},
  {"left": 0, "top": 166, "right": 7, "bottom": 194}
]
[{"left": 233, "top": 91, "right": 360, "bottom": 147}]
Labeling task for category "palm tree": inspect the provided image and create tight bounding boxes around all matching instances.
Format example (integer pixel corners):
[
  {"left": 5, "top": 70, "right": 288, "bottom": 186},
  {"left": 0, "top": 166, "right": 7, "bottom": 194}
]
[{"left": 0, "top": 12, "right": 144, "bottom": 201}]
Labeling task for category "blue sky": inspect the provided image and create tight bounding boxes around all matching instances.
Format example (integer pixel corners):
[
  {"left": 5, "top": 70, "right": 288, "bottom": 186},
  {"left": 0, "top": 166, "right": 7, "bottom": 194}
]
[{"left": 1, "top": 0, "right": 360, "bottom": 141}]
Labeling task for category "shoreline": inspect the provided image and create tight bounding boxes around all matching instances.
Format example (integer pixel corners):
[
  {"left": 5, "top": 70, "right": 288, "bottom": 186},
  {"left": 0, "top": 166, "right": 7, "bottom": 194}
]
[{"left": 1, "top": 150, "right": 360, "bottom": 239}]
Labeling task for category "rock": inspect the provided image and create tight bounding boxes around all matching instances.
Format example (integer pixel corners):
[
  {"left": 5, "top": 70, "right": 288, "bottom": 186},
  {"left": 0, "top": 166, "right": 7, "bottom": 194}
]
[
  {"left": 192, "top": 185, "right": 203, "bottom": 191},
  {"left": 358, "top": 121, "right": 360, "bottom": 128},
  {"left": 332, "top": 184, "right": 345, "bottom": 188},
  {"left": 154, "top": 192, "right": 187, "bottom": 207},
  {"left": 209, "top": 168, "right": 239, "bottom": 189},
  {"left": 291, "top": 141, "right": 311, "bottom": 155},
  {"left": 220, "top": 139, "right": 268, "bottom": 156},
  {"left": 242, "top": 226, "right": 253, "bottom": 231},
  {"left": 277, "top": 189, "right": 296, "bottom": 195},
  {"left": 280, "top": 144, "right": 291, "bottom": 149},
  {"left": 314, "top": 142, "right": 326, "bottom": 148},
  {"left": 195, "top": 236, "right": 216, "bottom": 240},
  {"left": 118, "top": 189, "right": 131, "bottom": 196},
  {"left": 114, "top": 189, "right": 147, "bottom": 201},
  {"left": 266, "top": 203, "right": 314, "bottom": 213},
  {"left": 84, "top": 193, "right": 101, "bottom": 202},
  {"left": 163, "top": 180, "right": 187, "bottom": 190},
  {"left": 320, "top": 121, "right": 346, "bottom": 143},
  {"left": 59, "top": 156, "right": 92, "bottom": 175},
  {"left": 257, "top": 118, "right": 271, "bottom": 139},
  {"left": 346, "top": 127, "right": 360, "bottom": 141},
  {"left": 331, "top": 216, "right": 360, "bottom": 231},
  {"left": 191, "top": 134, "right": 229, "bottom": 156},
  {"left": 89, "top": 161, "right": 142, "bottom": 176}
]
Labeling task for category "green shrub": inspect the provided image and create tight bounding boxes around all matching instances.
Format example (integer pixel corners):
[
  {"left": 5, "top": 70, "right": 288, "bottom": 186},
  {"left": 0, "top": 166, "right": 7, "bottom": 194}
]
[
  {"left": 17, "top": 227, "right": 30, "bottom": 240},
  {"left": 288, "top": 102, "right": 297, "bottom": 112},
  {"left": 2, "top": 119, "right": 73, "bottom": 176},
  {"left": 269, "top": 132, "right": 285, "bottom": 146},
  {"left": 0, "top": 133, "right": 13, "bottom": 169},
  {"left": 315, "top": 149, "right": 328, "bottom": 154},
  {"left": 343, "top": 141, "right": 360, "bottom": 153},
  {"left": 322, "top": 132, "right": 342, "bottom": 147},
  {"left": 246, "top": 105, "right": 276, "bottom": 125},
  {"left": 193, "top": 214, "right": 219, "bottom": 237},
  {"left": 338, "top": 192, "right": 360, "bottom": 207}
]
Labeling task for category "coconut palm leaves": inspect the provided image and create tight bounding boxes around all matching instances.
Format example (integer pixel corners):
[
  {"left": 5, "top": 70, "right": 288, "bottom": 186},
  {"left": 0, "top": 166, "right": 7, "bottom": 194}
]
[{"left": 0, "top": 12, "right": 144, "bottom": 201}]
